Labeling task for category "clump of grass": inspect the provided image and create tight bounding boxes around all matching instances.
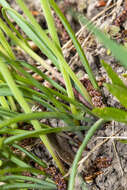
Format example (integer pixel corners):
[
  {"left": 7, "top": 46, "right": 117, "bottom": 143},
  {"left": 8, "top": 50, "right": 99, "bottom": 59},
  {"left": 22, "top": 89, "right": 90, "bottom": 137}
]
[
  {"left": 0, "top": 0, "right": 100, "bottom": 189},
  {"left": 0, "top": 0, "right": 126, "bottom": 189}
]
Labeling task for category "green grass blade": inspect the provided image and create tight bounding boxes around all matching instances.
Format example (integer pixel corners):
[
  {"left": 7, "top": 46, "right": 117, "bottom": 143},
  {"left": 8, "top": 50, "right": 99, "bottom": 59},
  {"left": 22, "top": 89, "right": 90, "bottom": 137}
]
[
  {"left": 49, "top": 0, "right": 98, "bottom": 89},
  {"left": 0, "top": 78, "right": 92, "bottom": 115},
  {"left": 12, "top": 144, "right": 47, "bottom": 168},
  {"left": 77, "top": 14, "right": 127, "bottom": 69},
  {"left": 105, "top": 84, "right": 127, "bottom": 109},
  {"left": 0, "top": 125, "right": 90, "bottom": 136},
  {"left": 40, "top": 0, "right": 77, "bottom": 114},
  {"left": 68, "top": 119, "right": 104, "bottom": 190},
  {"left": 4, "top": 124, "right": 91, "bottom": 145},
  {"left": 0, "top": 128, "right": 28, "bottom": 135},
  {"left": 0, "top": 85, "right": 13, "bottom": 96},
  {"left": 0, "top": 17, "right": 60, "bottom": 78},
  {"left": 19, "top": 60, "right": 66, "bottom": 93},
  {"left": 0, "top": 167, "right": 45, "bottom": 175},
  {"left": 0, "top": 183, "right": 56, "bottom": 190},
  {"left": 21, "top": 84, "right": 93, "bottom": 115},
  {"left": 0, "top": 84, "right": 58, "bottom": 112},
  {"left": 0, "top": 111, "right": 74, "bottom": 129},
  {"left": 2, "top": 8, "right": 27, "bottom": 43},
  {"left": 93, "top": 107, "right": 127, "bottom": 123},
  {"left": 0, "top": 175, "right": 56, "bottom": 189},
  {"left": 0, "top": 107, "right": 17, "bottom": 117},
  {"left": 6, "top": 60, "right": 67, "bottom": 112},
  {"left": 15, "top": 0, "right": 60, "bottom": 68},
  {"left": 29, "top": 96, "right": 58, "bottom": 112},
  {"left": 2, "top": 6, "right": 60, "bottom": 69},
  {"left": 1, "top": 151, "right": 31, "bottom": 168},
  {"left": 0, "top": 29, "right": 15, "bottom": 59},
  {"left": 20, "top": 84, "right": 93, "bottom": 115},
  {"left": 101, "top": 60, "right": 125, "bottom": 87},
  {"left": 41, "top": 0, "right": 60, "bottom": 48}
]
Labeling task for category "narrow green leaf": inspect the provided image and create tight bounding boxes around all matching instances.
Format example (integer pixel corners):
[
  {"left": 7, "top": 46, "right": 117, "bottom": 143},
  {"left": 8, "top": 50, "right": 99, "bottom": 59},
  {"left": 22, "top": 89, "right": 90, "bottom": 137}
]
[
  {"left": 2, "top": 7, "right": 28, "bottom": 43},
  {"left": 0, "top": 111, "right": 74, "bottom": 129},
  {"left": 19, "top": 60, "right": 66, "bottom": 93},
  {"left": 0, "top": 86, "right": 12, "bottom": 96},
  {"left": 0, "top": 137, "right": 5, "bottom": 148},
  {"left": 0, "top": 128, "right": 28, "bottom": 135},
  {"left": 40, "top": 0, "right": 60, "bottom": 48},
  {"left": 12, "top": 144, "right": 47, "bottom": 168},
  {"left": 118, "top": 139, "right": 127, "bottom": 144},
  {"left": 0, "top": 107, "right": 17, "bottom": 117},
  {"left": 0, "top": 167, "right": 45, "bottom": 176},
  {"left": 101, "top": 60, "right": 125, "bottom": 87},
  {"left": 68, "top": 119, "right": 104, "bottom": 190},
  {"left": 21, "top": 85, "right": 93, "bottom": 115},
  {"left": 49, "top": 0, "right": 98, "bottom": 89},
  {"left": 93, "top": 107, "right": 127, "bottom": 123},
  {"left": 105, "top": 83, "right": 127, "bottom": 108},
  {"left": 0, "top": 183, "right": 56, "bottom": 190},
  {"left": 0, "top": 83, "right": 93, "bottom": 115},
  {"left": 7, "top": 60, "right": 67, "bottom": 113},
  {"left": 77, "top": 14, "right": 127, "bottom": 69},
  {"left": 0, "top": 175, "right": 56, "bottom": 189},
  {"left": 0, "top": 29, "right": 15, "bottom": 59},
  {"left": 2, "top": 6, "right": 59, "bottom": 68},
  {"left": 4, "top": 125, "right": 91, "bottom": 145},
  {"left": 1, "top": 151, "right": 31, "bottom": 168},
  {"left": 1, "top": 125, "right": 91, "bottom": 136},
  {"left": 0, "top": 84, "right": 59, "bottom": 112}
]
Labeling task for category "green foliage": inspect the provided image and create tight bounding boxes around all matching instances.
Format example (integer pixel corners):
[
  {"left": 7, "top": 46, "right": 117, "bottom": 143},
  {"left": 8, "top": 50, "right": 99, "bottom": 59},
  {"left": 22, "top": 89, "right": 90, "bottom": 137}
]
[
  {"left": 0, "top": 182, "right": 56, "bottom": 190},
  {"left": 101, "top": 60, "right": 125, "bottom": 87},
  {"left": 67, "top": 10, "right": 127, "bottom": 190},
  {"left": 93, "top": 61, "right": 127, "bottom": 122},
  {"left": 93, "top": 107, "right": 127, "bottom": 122},
  {"left": 105, "top": 84, "right": 127, "bottom": 108},
  {"left": 0, "top": 0, "right": 99, "bottom": 189},
  {"left": 76, "top": 13, "right": 127, "bottom": 124},
  {"left": 77, "top": 13, "right": 127, "bottom": 69},
  {"left": 2, "top": 0, "right": 127, "bottom": 189}
]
